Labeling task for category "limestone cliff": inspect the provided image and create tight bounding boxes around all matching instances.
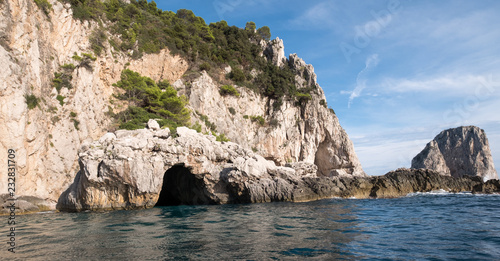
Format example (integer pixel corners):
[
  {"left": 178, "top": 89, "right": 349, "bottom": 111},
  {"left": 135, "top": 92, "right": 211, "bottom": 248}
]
[
  {"left": 411, "top": 126, "right": 498, "bottom": 180},
  {"left": 0, "top": 0, "right": 364, "bottom": 211},
  {"left": 0, "top": 0, "right": 188, "bottom": 207},
  {"left": 56, "top": 125, "right": 500, "bottom": 212},
  {"left": 181, "top": 39, "right": 364, "bottom": 178}
]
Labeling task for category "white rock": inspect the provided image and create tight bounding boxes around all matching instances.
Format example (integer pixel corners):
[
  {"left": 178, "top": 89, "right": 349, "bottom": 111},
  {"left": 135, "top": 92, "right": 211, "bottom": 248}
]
[{"left": 147, "top": 119, "right": 160, "bottom": 130}]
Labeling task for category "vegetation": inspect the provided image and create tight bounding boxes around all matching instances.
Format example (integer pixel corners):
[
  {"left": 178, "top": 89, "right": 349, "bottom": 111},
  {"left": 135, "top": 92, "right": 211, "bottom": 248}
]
[
  {"left": 72, "top": 53, "right": 82, "bottom": 61},
  {"left": 228, "top": 107, "right": 236, "bottom": 115},
  {"left": 113, "top": 69, "right": 190, "bottom": 130},
  {"left": 25, "top": 94, "right": 39, "bottom": 109},
  {"left": 197, "top": 112, "right": 217, "bottom": 132},
  {"left": 34, "top": 0, "right": 52, "bottom": 16},
  {"left": 62, "top": 0, "right": 316, "bottom": 108},
  {"left": 295, "top": 92, "right": 312, "bottom": 104},
  {"left": 61, "top": 63, "right": 76, "bottom": 70},
  {"left": 71, "top": 119, "right": 80, "bottom": 130},
  {"left": 215, "top": 133, "right": 230, "bottom": 142},
  {"left": 56, "top": 95, "right": 65, "bottom": 106},
  {"left": 219, "top": 85, "right": 240, "bottom": 97},
  {"left": 52, "top": 72, "right": 72, "bottom": 93},
  {"left": 250, "top": 115, "right": 265, "bottom": 126}
]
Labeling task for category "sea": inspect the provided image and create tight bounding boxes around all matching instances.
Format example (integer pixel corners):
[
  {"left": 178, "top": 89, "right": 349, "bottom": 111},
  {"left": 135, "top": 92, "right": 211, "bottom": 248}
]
[{"left": 3, "top": 192, "right": 500, "bottom": 260}]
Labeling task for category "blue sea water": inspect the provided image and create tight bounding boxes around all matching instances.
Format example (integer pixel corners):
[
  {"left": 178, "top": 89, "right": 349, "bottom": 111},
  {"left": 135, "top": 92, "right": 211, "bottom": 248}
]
[{"left": 3, "top": 192, "right": 500, "bottom": 260}]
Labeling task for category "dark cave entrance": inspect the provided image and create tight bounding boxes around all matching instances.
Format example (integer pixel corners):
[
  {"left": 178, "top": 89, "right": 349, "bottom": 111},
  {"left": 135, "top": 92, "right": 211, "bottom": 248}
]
[{"left": 155, "top": 164, "right": 215, "bottom": 206}]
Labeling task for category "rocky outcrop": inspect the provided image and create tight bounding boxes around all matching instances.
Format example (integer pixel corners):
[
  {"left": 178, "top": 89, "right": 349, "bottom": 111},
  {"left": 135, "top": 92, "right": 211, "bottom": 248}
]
[
  {"left": 57, "top": 124, "right": 319, "bottom": 210},
  {"left": 56, "top": 125, "right": 500, "bottom": 212},
  {"left": 262, "top": 37, "right": 286, "bottom": 68},
  {"left": 0, "top": 0, "right": 189, "bottom": 206},
  {"left": 412, "top": 126, "right": 498, "bottom": 180},
  {"left": 179, "top": 45, "right": 365, "bottom": 178}
]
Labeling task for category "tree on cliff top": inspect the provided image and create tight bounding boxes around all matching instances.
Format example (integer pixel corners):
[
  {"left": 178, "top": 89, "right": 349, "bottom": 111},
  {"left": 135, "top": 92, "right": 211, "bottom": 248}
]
[{"left": 113, "top": 69, "right": 190, "bottom": 130}]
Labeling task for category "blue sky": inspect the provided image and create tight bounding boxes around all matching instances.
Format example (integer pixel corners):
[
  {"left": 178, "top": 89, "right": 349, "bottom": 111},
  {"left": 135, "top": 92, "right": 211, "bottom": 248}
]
[{"left": 156, "top": 0, "right": 500, "bottom": 176}]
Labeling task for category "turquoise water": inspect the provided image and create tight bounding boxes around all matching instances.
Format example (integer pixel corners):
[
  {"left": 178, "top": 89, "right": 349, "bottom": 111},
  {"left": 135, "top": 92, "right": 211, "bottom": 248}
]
[{"left": 3, "top": 193, "right": 500, "bottom": 260}]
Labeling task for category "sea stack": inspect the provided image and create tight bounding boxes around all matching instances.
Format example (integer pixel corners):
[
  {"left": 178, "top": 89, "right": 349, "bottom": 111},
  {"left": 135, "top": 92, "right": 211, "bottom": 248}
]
[{"left": 411, "top": 126, "right": 498, "bottom": 180}]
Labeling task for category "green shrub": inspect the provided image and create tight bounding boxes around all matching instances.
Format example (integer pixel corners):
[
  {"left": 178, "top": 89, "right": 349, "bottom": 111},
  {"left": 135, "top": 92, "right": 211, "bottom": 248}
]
[
  {"left": 219, "top": 85, "right": 240, "bottom": 97},
  {"left": 296, "top": 92, "right": 312, "bottom": 103},
  {"left": 61, "top": 63, "right": 76, "bottom": 70},
  {"left": 71, "top": 119, "right": 80, "bottom": 130},
  {"left": 56, "top": 95, "right": 65, "bottom": 106},
  {"left": 52, "top": 72, "right": 72, "bottom": 93},
  {"left": 216, "top": 133, "right": 230, "bottom": 142},
  {"left": 199, "top": 62, "right": 211, "bottom": 71},
  {"left": 243, "top": 115, "right": 249, "bottom": 119},
  {"left": 72, "top": 53, "right": 82, "bottom": 61},
  {"left": 228, "top": 107, "right": 236, "bottom": 115},
  {"left": 34, "top": 0, "right": 52, "bottom": 16},
  {"left": 228, "top": 67, "right": 246, "bottom": 83},
  {"left": 25, "top": 94, "right": 39, "bottom": 109},
  {"left": 250, "top": 115, "right": 265, "bottom": 126},
  {"left": 89, "top": 29, "right": 107, "bottom": 56},
  {"left": 82, "top": 53, "right": 97, "bottom": 61},
  {"left": 113, "top": 69, "right": 191, "bottom": 130},
  {"left": 70, "top": 111, "right": 77, "bottom": 117},
  {"left": 192, "top": 122, "right": 202, "bottom": 133}
]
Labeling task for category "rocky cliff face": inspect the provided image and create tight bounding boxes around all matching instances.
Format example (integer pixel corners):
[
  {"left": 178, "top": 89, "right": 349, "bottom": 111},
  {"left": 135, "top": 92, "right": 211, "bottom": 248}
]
[
  {"left": 181, "top": 39, "right": 364, "bottom": 178},
  {"left": 0, "top": 0, "right": 188, "bottom": 206},
  {"left": 56, "top": 124, "right": 499, "bottom": 212},
  {"left": 411, "top": 126, "right": 498, "bottom": 180},
  {"left": 0, "top": 0, "right": 364, "bottom": 211}
]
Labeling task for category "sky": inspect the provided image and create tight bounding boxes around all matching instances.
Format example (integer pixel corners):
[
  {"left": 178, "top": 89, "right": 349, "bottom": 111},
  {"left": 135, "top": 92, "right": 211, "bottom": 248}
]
[{"left": 155, "top": 0, "right": 500, "bottom": 176}]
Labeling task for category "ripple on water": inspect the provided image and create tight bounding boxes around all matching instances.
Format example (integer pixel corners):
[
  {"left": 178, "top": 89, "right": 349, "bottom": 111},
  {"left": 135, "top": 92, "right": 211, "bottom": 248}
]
[{"left": 2, "top": 195, "right": 500, "bottom": 260}]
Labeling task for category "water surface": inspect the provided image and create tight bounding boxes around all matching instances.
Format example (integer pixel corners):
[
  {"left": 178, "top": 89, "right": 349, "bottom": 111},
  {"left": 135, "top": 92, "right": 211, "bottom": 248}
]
[{"left": 3, "top": 193, "right": 500, "bottom": 260}]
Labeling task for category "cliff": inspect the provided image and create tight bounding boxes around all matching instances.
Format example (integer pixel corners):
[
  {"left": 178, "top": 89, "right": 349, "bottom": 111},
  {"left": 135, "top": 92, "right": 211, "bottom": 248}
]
[
  {"left": 0, "top": 0, "right": 364, "bottom": 212},
  {"left": 56, "top": 123, "right": 500, "bottom": 212},
  {"left": 412, "top": 126, "right": 498, "bottom": 180}
]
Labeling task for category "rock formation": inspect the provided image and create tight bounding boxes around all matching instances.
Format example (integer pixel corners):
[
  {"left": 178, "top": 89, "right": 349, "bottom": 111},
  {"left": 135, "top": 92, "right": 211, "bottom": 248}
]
[
  {"left": 56, "top": 124, "right": 500, "bottom": 212},
  {"left": 412, "top": 126, "right": 498, "bottom": 180},
  {"left": 0, "top": 0, "right": 365, "bottom": 213}
]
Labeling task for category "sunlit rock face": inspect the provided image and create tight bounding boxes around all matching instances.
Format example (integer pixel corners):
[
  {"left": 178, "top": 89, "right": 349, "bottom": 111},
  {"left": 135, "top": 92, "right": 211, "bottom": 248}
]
[{"left": 412, "top": 126, "right": 498, "bottom": 180}]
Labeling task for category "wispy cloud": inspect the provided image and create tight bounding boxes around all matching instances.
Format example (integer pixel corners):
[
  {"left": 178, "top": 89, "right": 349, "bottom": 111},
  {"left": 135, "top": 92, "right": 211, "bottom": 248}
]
[
  {"left": 288, "top": 1, "right": 337, "bottom": 30},
  {"left": 347, "top": 54, "right": 379, "bottom": 108}
]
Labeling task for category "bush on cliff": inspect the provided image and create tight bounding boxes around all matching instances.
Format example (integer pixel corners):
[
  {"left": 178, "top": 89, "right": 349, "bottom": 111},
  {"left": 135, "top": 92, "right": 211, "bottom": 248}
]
[{"left": 113, "top": 69, "right": 190, "bottom": 130}]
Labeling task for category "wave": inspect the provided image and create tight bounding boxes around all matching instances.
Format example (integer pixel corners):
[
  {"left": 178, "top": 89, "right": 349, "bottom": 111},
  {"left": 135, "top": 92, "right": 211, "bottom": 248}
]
[{"left": 406, "top": 190, "right": 500, "bottom": 197}]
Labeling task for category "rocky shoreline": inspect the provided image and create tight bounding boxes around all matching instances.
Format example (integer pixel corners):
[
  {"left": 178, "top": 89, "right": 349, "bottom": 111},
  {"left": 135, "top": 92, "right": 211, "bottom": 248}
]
[{"left": 2, "top": 123, "right": 499, "bottom": 215}]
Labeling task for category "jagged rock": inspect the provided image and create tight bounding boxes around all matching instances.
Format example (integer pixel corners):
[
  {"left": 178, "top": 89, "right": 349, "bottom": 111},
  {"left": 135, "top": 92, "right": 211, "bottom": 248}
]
[
  {"left": 289, "top": 53, "right": 318, "bottom": 89},
  {"left": 56, "top": 128, "right": 500, "bottom": 212},
  {"left": 0, "top": 0, "right": 189, "bottom": 206},
  {"left": 57, "top": 127, "right": 320, "bottom": 210},
  {"left": 147, "top": 119, "right": 160, "bottom": 130},
  {"left": 263, "top": 37, "right": 286, "bottom": 67},
  {"left": 412, "top": 126, "right": 498, "bottom": 180},
  {"left": 0, "top": 194, "right": 55, "bottom": 215}
]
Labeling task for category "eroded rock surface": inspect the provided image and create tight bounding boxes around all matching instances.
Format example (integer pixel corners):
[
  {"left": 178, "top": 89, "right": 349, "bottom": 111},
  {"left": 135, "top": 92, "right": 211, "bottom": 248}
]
[
  {"left": 412, "top": 126, "right": 498, "bottom": 180},
  {"left": 57, "top": 125, "right": 499, "bottom": 212}
]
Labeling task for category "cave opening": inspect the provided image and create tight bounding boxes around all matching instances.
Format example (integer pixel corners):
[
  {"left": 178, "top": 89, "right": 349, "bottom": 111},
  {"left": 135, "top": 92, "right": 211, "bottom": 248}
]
[{"left": 155, "top": 164, "right": 215, "bottom": 206}]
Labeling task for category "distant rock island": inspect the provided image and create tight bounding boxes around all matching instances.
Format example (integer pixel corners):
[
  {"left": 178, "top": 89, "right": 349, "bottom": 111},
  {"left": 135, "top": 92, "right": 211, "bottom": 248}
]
[{"left": 412, "top": 126, "right": 498, "bottom": 180}]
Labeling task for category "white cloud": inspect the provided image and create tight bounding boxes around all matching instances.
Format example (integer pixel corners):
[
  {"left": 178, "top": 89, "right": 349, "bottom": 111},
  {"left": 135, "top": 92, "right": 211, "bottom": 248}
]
[
  {"left": 347, "top": 54, "right": 379, "bottom": 108},
  {"left": 379, "top": 74, "right": 500, "bottom": 95},
  {"left": 288, "top": 1, "right": 337, "bottom": 29}
]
